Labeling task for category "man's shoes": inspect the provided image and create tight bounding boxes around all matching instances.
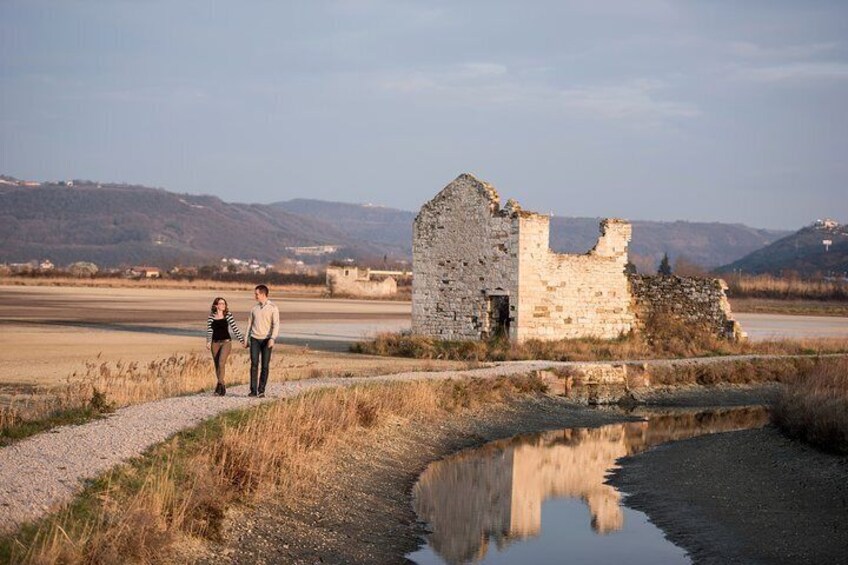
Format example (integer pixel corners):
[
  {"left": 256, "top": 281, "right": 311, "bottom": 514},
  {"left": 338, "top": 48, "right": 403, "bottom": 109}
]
[
  {"left": 257, "top": 392, "right": 265, "bottom": 398},
  {"left": 220, "top": 384, "right": 226, "bottom": 396},
  {"left": 248, "top": 392, "right": 257, "bottom": 397},
  {"left": 214, "top": 383, "right": 223, "bottom": 396}
]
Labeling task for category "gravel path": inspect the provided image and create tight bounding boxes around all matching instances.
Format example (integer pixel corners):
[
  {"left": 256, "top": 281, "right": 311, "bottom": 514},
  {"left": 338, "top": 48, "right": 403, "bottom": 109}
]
[{"left": 0, "top": 353, "right": 837, "bottom": 534}]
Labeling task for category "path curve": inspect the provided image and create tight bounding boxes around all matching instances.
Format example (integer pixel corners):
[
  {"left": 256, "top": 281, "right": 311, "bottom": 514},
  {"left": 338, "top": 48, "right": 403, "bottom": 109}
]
[{"left": 0, "top": 354, "right": 838, "bottom": 534}]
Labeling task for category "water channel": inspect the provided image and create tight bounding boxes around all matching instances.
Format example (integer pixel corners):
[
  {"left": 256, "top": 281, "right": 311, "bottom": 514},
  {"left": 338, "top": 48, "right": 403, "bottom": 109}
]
[{"left": 407, "top": 406, "right": 769, "bottom": 565}]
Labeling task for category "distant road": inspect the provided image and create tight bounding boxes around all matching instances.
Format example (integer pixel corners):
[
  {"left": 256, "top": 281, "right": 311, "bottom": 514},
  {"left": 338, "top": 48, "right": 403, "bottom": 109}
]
[{"left": 733, "top": 313, "right": 848, "bottom": 341}]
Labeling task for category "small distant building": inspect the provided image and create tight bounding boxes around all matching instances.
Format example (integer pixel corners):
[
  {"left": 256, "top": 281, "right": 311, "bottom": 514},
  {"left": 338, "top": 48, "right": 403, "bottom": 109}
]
[
  {"left": 68, "top": 261, "right": 99, "bottom": 277},
  {"left": 815, "top": 218, "right": 840, "bottom": 230},
  {"left": 39, "top": 259, "right": 55, "bottom": 271},
  {"left": 129, "top": 266, "right": 161, "bottom": 278},
  {"left": 286, "top": 245, "right": 340, "bottom": 256},
  {"left": 326, "top": 266, "right": 398, "bottom": 298}
]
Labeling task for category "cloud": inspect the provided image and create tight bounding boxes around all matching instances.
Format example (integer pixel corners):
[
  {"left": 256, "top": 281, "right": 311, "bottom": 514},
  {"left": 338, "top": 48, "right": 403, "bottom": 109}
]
[
  {"left": 379, "top": 65, "right": 698, "bottom": 124},
  {"left": 728, "top": 41, "right": 842, "bottom": 60},
  {"left": 741, "top": 62, "right": 848, "bottom": 83}
]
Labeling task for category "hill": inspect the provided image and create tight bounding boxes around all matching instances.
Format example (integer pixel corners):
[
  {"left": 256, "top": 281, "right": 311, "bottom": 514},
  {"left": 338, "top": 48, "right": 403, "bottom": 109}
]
[
  {"left": 718, "top": 220, "right": 848, "bottom": 276},
  {"left": 0, "top": 180, "right": 386, "bottom": 267},
  {"left": 0, "top": 175, "right": 789, "bottom": 270},
  {"left": 275, "top": 199, "right": 787, "bottom": 270}
]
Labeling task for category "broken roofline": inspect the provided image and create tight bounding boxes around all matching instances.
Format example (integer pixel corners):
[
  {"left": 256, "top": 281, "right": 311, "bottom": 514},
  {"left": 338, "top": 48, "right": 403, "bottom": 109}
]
[{"left": 418, "top": 172, "right": 631, "bottom": 258}]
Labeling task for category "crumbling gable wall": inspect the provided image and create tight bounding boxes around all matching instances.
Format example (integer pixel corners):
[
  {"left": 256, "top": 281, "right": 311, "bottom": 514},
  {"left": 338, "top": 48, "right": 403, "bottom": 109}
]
[
  {"left": 412, "top": 174, "right": 519, "bottom": 340},
  {"left": 516, "top": 215, "right": 635, "bottom": 341}
]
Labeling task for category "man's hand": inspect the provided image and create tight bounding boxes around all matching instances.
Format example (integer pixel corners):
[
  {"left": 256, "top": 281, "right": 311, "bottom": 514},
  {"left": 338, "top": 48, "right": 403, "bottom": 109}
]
[
  {"left": 243, "top": 341, "right": 249, "bottom": 349},
  {"left": 268, "top": 340, "right": 275, "bottom": 348}
]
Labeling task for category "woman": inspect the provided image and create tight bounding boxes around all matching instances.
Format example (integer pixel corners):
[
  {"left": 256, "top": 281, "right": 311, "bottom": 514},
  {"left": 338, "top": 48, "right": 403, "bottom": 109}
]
[{"left": 206, "top": 297, "right": 246, "bottom": 396}]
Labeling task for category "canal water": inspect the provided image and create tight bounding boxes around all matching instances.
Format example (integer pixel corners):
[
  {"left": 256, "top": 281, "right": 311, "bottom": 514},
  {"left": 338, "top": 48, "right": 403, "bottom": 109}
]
[{"left": 407, "top": 406, "right": 769, "bottom": 565}]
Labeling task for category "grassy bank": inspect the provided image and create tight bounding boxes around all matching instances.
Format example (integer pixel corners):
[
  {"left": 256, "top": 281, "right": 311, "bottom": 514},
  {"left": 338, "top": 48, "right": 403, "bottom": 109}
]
[
  {"left": 0, "top": 375, "right": 547, "bottom": 564},
  {"left": 0, "top": 350, "right": 462, "bottom": 447},
  {"left": 352, "top": 327, "right": 848, "bottom": 362},
  {"left": 772, "top": 358, "right": 848, "bottom": 454},
  {"left": 0, "top": 354, "right": 242, "bottom": 446}
]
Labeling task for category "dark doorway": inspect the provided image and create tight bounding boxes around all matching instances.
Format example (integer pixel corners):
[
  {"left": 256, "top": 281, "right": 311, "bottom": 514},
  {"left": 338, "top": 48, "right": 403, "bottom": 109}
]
[{"left": 488, "top": 295, "right": 510, "bottom": 339}]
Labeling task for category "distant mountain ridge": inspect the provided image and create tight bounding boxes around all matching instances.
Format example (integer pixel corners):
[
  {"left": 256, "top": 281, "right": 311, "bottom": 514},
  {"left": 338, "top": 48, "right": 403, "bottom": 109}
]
[
  {"left": 274, "top": 199, "right": 787, "bottom": 269},
  {"left": 718, "top": 220, "right": 848, "bottom": 275},
  {"left": 0, "top": 175, "right": 788, "bottom": 269},
  {"left": 0, "top": 179, "right": 386, "bottom": 267}
]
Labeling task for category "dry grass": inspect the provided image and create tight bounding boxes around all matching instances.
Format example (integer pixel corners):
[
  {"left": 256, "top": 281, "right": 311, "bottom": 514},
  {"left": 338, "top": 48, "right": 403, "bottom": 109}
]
[
  {"left": 353, "top": 320, "right": 848, "bottom": 363},
  {"left": 0, "top": 348, "right": 464, "bottom": 445},
  {"left": 729, "top": 297, "right": 848, "bottom": 317},
  {"left": 0, "top": 276, "right": 324, "bottom": 295},
  {"left": 0, "top": 353, "right": 249, "bottom": 445},
  {"left": 1, "top": 375, "right": 547, "bottom": 564},
  {"left": 772, "top": 358, "right": 848, "bottom": 454},
  {"left": 725, "top": 274, "right": 848, "bottom": 301},
  {"left": 646, "top": 356, "right": 825, "bottom": 387}
]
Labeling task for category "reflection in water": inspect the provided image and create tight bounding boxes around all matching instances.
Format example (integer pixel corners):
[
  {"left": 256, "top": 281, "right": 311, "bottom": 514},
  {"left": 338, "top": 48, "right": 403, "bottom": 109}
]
[{"left": 411, "top": 407, "right": 768, "bottom": 565}]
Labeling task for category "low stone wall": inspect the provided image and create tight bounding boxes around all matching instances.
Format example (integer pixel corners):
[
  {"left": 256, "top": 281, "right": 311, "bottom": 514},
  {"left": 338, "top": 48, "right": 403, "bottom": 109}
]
[{"left": 629, "top": 275, "right": 743, "bottom": 340}]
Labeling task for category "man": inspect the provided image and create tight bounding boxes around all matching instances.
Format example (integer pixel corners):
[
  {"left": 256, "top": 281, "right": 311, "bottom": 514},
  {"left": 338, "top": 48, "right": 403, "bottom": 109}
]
[{"left": 244, "top": 284, "right": 280, "bottom": 397}]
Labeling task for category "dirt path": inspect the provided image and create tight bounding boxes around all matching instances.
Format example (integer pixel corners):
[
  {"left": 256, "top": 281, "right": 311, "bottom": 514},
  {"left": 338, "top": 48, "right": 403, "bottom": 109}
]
[{"left": 0, "top": 354, "right": 834, "bottom": 534}]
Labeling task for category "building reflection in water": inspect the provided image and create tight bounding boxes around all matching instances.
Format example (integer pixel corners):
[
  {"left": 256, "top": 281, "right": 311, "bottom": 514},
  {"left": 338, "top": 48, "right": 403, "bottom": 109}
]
[{"left": 412, "top": 407, "right": 768, "bottom": 565}]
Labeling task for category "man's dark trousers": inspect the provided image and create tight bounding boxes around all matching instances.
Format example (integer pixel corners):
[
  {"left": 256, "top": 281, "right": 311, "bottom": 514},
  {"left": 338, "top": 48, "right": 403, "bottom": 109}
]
[{"left": 249, "top": 337, "right": 273, "bottom": 395}]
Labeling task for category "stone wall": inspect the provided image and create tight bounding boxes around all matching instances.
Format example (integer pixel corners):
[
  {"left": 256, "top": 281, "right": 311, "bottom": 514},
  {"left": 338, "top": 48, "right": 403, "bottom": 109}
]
[
  {"left": 629, "top": 275, "right": 743, "bottom": 339},
  {"left": 412, "top": 174, "right": 519, "bottom": 340},
  {"left": 516, "top": 215, "right": 635, "bottom": 341},
  {"left": 326, "top": 266, "right": 397, "bottom": 298}
]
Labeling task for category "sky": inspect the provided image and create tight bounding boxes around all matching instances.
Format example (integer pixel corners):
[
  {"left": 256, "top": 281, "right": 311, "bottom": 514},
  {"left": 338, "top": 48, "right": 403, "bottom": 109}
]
[{"left": 1, "top": 1, "right": 846, "bottom": 230}]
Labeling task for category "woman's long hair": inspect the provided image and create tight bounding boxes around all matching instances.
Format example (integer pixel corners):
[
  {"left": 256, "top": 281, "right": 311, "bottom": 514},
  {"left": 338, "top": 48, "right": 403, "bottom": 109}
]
[{"left": 210, "top": 297, "right": 229, "bottom": 316}]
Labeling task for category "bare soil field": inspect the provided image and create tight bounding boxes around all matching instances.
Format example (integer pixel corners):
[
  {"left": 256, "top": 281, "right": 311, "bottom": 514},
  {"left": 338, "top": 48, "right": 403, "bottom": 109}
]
[{"left": 0, "top": 285, "right": 413, "bottom": 386}]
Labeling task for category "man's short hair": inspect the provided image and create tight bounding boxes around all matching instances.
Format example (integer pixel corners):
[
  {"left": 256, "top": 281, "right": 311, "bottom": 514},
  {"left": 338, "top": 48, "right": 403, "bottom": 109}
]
[{"left": 255, "top": 284, "right": 269, "bottom": 296}]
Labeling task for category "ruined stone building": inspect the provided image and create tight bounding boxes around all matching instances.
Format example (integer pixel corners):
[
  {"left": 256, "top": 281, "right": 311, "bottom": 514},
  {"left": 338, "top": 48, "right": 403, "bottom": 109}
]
[
  {"left": 412, "top": 174, "right": 740, "bottom": 342},
  {"left": 325, "top": 265, "right": 397, "bottom": 298}
]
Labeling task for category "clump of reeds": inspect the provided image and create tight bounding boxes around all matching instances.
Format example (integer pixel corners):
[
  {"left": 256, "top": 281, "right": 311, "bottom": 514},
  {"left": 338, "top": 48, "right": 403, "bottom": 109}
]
[
  {"left": 0, "top": 353, "right": 252, "bottom": 445},
  {"left": 725, "top": 274, "right": 848, "bottom": 301},
  {"left": 771, "top": 358, "right": 848, "bottom": 454},
  {"left": 4, "top": 375, "right": 547, "bottom": 564},
  {"left": 352, "top": 323, "right": 848, "bottom": 363}
]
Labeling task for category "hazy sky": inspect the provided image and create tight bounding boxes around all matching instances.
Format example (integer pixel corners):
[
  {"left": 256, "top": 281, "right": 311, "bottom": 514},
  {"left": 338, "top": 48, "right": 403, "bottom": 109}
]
[{"left": 1, "top": 1, "right": 846, "bottom": 229}]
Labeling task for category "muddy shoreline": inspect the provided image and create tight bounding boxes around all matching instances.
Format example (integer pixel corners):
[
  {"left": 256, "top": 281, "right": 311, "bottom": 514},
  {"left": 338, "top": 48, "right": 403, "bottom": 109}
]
[
  {"left": 608, "top": 425, "right": 848, "bottom": 565},
  {"left": 180, "top": 385, "right": 806, "bottom": 564}
]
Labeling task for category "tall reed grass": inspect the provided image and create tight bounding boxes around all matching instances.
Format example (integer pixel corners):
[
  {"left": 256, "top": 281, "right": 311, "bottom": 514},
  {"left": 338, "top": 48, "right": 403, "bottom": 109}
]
[
  {"left": 0, "top": 353, "right": 251, "bottom": 445},
  {"left": 3, "top": 376, "right": 546, "bottom": 564},
  {"left": 353, "top": 327, "right": 848, "bottom": 363},
  {"left": 772, "top": 358, "right": 848, "bottom": 454},
  {"left": 725, "top": 274, "right": 848, "bottom": 301}
]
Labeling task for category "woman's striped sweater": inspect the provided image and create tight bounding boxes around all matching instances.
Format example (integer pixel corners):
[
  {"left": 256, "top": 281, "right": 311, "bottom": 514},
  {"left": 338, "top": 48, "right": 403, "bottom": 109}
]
[{"left": 206, "top": 312, "right": 246, "bottom": 344}]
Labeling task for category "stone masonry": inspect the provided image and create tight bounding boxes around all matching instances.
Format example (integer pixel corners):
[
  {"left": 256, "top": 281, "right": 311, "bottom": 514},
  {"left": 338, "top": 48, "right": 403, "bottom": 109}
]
[
  {"left": 413, "top": 173, "right": 740, "bottom": 342},
  {"left": 629, "top": 275, "right": 744, "bottom": 339}
]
